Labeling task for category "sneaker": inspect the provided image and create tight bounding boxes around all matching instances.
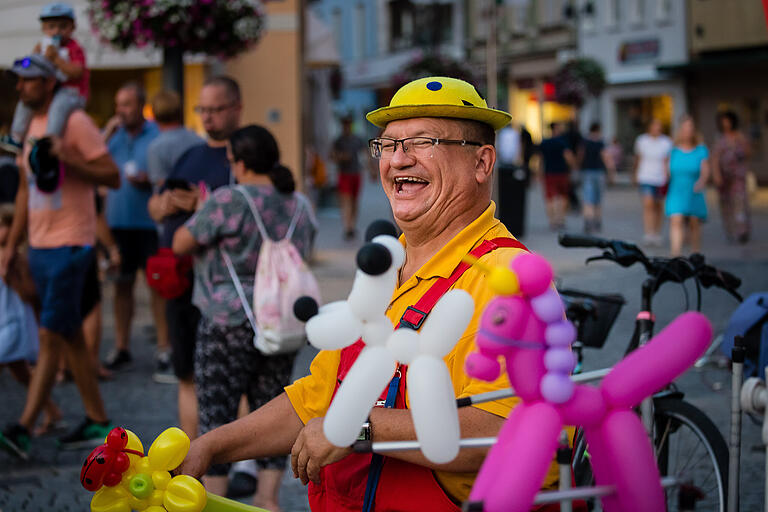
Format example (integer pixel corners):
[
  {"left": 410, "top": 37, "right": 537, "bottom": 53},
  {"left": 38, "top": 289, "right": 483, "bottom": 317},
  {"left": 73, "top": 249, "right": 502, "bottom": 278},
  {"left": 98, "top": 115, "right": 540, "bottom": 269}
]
[
  {"left": 0, "top": 134, "right": 22, "bottom": 154},
  {"left": 0, "top": 423, "right": 30, "bottom": 460},
  {"left": 57, "top": 417, "right": 114, "bottom": 450},
  {"left": 104, "top": 349, "right": 132, "bottom": 371},
  {"left": 153, "top": 351, "right": 178, "bottom": 384},
  {"left": 28, "top": 137, "right": 63, "bottom": 193}
]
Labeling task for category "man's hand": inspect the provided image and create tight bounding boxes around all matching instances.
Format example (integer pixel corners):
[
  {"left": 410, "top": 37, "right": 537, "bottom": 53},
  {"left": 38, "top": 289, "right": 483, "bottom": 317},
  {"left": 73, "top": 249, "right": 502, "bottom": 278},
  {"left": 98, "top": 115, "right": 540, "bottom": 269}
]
[
  {"left": 170, "top": 188, "right": 199, "bottom": 212},
  {"left": 290, "top": 417, "right": 352, "bottom": 485},
  {"left": 176, "top": 436, "right": 215, "bottom": 480}
]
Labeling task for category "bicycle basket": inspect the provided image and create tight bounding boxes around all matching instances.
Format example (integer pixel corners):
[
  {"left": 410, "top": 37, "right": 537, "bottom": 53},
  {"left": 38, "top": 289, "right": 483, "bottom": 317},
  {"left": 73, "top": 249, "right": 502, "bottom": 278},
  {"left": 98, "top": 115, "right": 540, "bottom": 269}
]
[{"left": 559, "top": 289, "right": 625, "bottom": 348}]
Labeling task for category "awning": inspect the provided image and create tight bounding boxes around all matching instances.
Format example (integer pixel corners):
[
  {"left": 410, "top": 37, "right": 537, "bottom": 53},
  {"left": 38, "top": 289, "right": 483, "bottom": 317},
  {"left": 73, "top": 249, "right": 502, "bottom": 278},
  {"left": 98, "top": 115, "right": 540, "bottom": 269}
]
[{"left": 658, "top": 47, "right": 768, "bottom": 73}]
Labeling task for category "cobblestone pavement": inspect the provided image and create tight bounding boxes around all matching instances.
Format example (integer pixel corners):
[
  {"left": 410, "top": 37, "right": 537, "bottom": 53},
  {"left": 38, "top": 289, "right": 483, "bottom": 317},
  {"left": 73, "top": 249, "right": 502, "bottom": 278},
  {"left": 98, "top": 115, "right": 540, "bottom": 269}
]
[{"left": 1, "top": 177, "right": 767, "bottom": 511}]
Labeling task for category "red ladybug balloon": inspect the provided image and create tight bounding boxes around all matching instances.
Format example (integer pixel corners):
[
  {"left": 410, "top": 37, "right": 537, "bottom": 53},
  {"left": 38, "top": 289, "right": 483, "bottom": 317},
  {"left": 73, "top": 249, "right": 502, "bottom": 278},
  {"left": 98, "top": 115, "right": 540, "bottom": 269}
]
[{"left": 80, "top": 427, "right": 141, "bottom": 492}]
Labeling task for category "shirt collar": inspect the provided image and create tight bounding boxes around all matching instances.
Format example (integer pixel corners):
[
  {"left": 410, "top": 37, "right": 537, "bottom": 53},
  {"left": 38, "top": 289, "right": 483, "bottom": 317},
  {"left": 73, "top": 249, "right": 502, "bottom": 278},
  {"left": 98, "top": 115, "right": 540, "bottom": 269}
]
[{"left": 401, "top": 201, "right": 501, "bottom": 282}]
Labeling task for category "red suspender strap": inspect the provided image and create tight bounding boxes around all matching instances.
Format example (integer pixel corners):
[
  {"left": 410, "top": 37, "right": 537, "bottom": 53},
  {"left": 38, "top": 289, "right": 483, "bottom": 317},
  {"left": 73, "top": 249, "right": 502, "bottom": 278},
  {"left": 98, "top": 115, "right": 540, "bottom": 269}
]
[{"left": 398, "top": 237, "right": 529, "bottom": 329}]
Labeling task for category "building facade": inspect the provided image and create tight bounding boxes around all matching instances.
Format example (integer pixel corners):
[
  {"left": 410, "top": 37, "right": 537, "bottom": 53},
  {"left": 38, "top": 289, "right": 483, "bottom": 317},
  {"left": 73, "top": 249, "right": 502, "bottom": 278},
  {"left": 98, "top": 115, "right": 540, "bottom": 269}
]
[
  {"left": 667, "top": 0, "right": 768, "bottom": 183},
  {"left": 577, "top": 0, "right": 688, "bottom": 151},
  {"left": 309, "top": 0, "right": 466, "bottom": 139},
  {"left": 466, "top": 0, "right": 579, "bottom": 142}
]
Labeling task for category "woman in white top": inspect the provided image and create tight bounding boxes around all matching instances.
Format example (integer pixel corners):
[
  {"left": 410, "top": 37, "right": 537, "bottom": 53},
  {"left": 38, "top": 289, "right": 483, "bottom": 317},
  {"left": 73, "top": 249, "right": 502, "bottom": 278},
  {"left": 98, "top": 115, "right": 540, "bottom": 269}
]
[{"left": 633, "top": 119, "right": 673, "bottom": 246}]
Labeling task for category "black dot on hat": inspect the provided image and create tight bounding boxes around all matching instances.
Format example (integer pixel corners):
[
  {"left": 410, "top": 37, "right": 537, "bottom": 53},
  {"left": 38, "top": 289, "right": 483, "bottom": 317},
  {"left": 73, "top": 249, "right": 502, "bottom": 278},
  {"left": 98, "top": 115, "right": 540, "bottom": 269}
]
[
  {"left": 462, "top": 100, "right": 474, "bottom": 106},
  {"left": 426, "top": 81, "right": 442, "bottom": 91}
]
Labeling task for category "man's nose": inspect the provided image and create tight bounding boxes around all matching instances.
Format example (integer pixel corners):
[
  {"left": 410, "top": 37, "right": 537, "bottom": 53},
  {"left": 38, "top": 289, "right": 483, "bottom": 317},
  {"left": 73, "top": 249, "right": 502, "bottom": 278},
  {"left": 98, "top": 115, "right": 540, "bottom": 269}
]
[{"left": 388, "top": 142, "right": 414, "bottom": 168}]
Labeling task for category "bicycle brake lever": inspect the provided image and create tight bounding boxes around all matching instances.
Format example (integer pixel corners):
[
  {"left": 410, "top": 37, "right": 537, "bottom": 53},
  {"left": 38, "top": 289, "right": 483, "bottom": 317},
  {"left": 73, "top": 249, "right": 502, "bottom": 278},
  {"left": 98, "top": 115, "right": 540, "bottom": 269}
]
[{"left": 585, "top": 252, "right": 612, "bottom": 265}]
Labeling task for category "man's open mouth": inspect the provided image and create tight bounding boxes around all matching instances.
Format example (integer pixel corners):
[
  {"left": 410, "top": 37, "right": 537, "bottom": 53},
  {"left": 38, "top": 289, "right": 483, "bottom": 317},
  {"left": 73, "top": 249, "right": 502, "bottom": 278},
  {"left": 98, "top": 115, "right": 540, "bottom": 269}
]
[{"left": 394, "top": 176, "right": 429, "bottom": 195}]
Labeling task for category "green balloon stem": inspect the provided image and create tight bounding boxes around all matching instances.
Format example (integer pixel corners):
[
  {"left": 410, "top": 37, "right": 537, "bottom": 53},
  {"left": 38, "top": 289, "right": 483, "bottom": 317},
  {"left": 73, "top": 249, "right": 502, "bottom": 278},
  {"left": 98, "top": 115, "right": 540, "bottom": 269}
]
[
  {"left": 129, "top": 473, "right": 154, "bottom": 499},
  {"left": 203, "top": 492, "right": 272, "bottom": 511}
]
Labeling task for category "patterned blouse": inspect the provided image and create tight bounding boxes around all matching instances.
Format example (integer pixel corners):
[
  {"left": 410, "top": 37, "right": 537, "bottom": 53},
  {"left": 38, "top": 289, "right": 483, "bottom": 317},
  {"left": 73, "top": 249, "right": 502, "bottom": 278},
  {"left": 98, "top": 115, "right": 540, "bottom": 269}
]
[{"left": 185, "top": 184, "right": 317, "bottom": 327}]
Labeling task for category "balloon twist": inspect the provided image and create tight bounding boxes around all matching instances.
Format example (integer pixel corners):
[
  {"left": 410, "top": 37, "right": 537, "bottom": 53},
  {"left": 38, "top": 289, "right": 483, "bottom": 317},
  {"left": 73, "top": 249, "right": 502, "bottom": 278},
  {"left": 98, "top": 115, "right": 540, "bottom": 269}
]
[{"left": 464, "top": 252, "right": 713, "bottom": 512}]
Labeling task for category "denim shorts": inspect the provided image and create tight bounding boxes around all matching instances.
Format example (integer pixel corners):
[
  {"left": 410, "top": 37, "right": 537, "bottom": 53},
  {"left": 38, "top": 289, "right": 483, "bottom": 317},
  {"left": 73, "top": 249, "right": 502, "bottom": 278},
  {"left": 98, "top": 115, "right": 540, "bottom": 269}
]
[
  {"left": 28, "top": 246, "right": 94, "bottom": 338},
  {"left": 639, "top": 184, "right": 668, "bottom": 200},
  {"left": 581, "top": 169, "right": 605, "bottom": 205}
]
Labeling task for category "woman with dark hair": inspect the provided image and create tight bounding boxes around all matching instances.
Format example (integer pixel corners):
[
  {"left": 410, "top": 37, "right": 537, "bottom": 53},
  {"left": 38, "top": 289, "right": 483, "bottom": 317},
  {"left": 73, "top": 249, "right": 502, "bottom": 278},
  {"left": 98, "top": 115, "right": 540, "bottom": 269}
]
[
  {"left": 172, "top": 124, "right": 316, "bottom": 511},
  {"left": 712, "top": 110, "right": 751, "bottom": 243}
]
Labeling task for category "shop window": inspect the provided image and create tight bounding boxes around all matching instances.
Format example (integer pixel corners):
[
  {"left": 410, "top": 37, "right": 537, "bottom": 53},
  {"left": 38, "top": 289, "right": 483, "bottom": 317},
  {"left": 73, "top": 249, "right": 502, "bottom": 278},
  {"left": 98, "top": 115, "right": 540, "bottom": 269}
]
[
  {"left": 655, "top": 0, "right": 672, "bottom": 24},
  {"left": 629, "top": 0, "right": 645, "bottom": 27},
  {"left": 605, "top": 0, "right": 619, "bottom": 30},
  {"left": 354, "top": 4, "right": 366, "bottom": 59},
  {"left": 389, "top": 0, "right": 454, "bottom": 52}
]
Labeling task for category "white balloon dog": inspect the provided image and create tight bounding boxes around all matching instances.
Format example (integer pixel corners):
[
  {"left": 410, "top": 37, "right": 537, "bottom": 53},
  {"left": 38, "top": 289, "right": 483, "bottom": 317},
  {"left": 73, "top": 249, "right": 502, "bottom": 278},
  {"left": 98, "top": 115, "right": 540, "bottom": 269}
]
[{"left": 295, "top": 225, "right": 474, "bottom": 463}]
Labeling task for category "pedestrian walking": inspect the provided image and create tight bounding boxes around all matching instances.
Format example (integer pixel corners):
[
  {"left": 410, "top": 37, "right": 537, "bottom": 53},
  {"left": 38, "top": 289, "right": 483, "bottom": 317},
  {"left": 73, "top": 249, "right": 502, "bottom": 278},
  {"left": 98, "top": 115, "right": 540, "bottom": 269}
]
[
  {"left": 712, "top": 110, "right": 751, "bottom": 244},
  {"left": 539, "top": 122, "right": 576, "bottom": 230},
  {"left": 173, "top": 125, "right": 317, "bottom": 512},
  {"left": 633, "top": 119, "right": 672, "bottom": 246},
  {"left": 578, "top": 123, "right": 616, "bottom": 233},
  {"left": 147, "top": 76, "right": 241, "bottom": 440},
  {"left": 331, "top": 115, "right": 368, "bottom": 241},
  {"left": 666, "top": 116, "right": 710, "bottom": 257},
  {"left": 0, "top": 54, "right": 119, "bottom": 457},
  {"left": 102, "top": 82, "right": 172, "bottom": 382}
]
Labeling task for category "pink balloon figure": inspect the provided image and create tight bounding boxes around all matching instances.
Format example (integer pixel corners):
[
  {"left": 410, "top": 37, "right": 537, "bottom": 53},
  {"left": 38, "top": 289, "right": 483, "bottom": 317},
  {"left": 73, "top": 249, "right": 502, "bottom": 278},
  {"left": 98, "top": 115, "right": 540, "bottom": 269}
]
[{"left": 465, "top": 252, "right": 713, "bottom": 512}]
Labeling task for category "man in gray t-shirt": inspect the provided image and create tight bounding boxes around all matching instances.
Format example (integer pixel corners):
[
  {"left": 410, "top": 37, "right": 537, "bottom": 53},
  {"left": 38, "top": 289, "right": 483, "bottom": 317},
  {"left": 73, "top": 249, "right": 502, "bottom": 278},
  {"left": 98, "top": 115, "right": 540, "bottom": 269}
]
[{"left": 147, "top": 90, "right": 203, "bottom": 188}]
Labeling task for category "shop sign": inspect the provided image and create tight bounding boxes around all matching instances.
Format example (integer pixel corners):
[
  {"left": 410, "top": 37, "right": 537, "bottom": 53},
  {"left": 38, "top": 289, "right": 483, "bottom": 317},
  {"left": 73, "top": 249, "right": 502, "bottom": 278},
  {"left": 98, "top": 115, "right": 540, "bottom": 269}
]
[{"left": 618, "top": 39, "right": 660, "bottom": 63}]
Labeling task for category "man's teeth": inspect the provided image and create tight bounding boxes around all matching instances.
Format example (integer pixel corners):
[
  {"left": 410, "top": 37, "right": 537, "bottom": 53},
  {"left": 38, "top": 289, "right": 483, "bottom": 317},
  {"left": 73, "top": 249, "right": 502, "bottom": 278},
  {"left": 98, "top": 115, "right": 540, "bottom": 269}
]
[{"left": 394, "top": 177, "right": 427, "bottom": 184}]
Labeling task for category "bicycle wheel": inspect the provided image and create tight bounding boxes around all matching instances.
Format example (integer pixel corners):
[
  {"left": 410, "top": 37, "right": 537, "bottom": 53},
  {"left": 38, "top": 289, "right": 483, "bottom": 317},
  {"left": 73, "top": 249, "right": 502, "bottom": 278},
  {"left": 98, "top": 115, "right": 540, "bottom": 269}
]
[{"left": 654, "top": 398, "right": 728, "bottom": 512}]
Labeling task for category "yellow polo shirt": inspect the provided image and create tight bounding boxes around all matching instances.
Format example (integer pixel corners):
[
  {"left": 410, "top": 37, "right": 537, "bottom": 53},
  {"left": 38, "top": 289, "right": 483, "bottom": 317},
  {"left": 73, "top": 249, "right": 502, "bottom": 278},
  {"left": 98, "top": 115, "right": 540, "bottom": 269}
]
[{"left": 285, "top": 201, "right": 560, "bottom": 503}]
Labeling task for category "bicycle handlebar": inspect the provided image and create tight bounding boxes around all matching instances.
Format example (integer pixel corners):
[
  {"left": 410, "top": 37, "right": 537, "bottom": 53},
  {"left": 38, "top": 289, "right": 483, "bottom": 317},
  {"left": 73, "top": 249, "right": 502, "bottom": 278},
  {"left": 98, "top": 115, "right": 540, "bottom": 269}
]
[
  {"left": 558, "top": 233, "right": 742, "bottom": 300},
  {"left": 557, "top": 233, "right": 610, "bottom": 249}
]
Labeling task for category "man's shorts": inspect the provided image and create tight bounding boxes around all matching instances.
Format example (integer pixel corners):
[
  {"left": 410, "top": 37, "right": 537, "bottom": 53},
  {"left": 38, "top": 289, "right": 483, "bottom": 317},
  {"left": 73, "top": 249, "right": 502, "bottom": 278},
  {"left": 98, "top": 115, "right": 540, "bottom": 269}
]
[
  {"left": 28, "top": 246, "right": 94, "bottom": 338},
  {"left": 581, "top": 169, "right": 605, "bottom": 206},
  {"left": 640, "top": 184, "right": 668, "bottom": 200},
  {"left": 80, "top": 253, "right": 101, "bottom": 318},
  {"left": 111, "top": 228, "right": 159, "bottom": 281},
  {"left": 544, "top": 174, "right": 570, "bottom": 200},
  {"left": 167, "top": 287, "right": 200, "bottom": 380},
  {"left": 337, "top": 173, "right": 361, "bottom": 199}
]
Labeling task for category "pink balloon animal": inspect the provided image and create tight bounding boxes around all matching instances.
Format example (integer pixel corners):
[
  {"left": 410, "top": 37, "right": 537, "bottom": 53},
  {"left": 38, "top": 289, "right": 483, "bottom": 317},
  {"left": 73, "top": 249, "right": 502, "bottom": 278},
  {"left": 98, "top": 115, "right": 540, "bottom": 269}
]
[{"left": 465, "top": 253, "right": 713, "bottom": 512}]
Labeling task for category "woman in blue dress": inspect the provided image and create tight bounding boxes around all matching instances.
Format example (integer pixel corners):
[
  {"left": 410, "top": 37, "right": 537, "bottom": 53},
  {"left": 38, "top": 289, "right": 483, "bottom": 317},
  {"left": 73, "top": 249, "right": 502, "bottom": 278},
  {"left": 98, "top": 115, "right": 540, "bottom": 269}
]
[{"left": 666, "top": 116, "right": 711, "bottom": 256}]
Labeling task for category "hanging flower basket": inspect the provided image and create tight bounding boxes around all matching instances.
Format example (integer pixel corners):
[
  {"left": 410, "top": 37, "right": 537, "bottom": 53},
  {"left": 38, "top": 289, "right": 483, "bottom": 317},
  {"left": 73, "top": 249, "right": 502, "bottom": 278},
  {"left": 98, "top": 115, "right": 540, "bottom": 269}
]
[
  {"left": 553, "top": 58, "right": 606, "bottom": 107},
  {"left": 392, "top": 52, "right": 477, "bottom": 91},
  {"left": 87, "top": 0, "right": 266, "bottom": 58}
]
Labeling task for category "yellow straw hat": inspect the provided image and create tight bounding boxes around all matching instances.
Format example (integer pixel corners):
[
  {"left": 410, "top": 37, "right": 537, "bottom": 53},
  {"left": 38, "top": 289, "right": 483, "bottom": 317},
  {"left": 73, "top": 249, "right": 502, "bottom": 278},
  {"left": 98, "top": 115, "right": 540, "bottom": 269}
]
[{"left": 366, "top": 76, "right": 512, "bottom": 131}]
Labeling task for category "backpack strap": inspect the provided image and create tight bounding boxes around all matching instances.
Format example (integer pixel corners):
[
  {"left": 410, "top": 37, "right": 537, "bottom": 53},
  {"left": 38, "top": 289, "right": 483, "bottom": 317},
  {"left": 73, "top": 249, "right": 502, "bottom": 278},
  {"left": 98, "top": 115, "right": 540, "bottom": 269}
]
[
  {"left": 285, "top": 193, "right": 308, "bottom": 241},
  {"left": 399, "top": 237, "right": 529, "bottom": 329},
  {"left": 222, "top": 250, "right": 258, "bottom": 334},
  {"left": 234, "top": 185, "right": 271, "bottom": 242}
]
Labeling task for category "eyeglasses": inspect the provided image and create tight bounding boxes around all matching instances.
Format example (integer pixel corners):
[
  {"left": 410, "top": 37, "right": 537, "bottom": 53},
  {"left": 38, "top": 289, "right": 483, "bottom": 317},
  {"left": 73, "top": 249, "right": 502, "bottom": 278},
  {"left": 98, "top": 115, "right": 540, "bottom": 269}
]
[
  {"left": 193, "top": 103, "right": 235, "bottom": 116},
  {"left": 368, "top": 137, "right": 483, "bottom": 160},
  {"left": 13, "top": 58, "right": 32, "bottom": 69}
]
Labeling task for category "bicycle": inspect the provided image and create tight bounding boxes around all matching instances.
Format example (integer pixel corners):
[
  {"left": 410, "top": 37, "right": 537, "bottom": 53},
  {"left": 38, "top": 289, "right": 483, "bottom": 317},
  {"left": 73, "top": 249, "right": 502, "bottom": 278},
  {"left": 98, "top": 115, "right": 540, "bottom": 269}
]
[{"left": 558, "top": 232, "right": 743, "bottom": 512}]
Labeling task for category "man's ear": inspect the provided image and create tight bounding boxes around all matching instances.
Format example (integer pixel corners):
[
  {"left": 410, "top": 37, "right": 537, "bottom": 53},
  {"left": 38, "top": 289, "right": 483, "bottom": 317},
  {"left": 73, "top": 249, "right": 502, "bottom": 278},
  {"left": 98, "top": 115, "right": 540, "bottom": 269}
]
[{"left": 474, "top": 145, "right": 496, "bottom": 185}]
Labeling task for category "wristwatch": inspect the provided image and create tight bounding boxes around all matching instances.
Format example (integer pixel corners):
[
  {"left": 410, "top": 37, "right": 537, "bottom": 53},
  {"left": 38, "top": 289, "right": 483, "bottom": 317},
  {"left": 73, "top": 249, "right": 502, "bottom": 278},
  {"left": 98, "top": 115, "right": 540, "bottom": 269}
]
[{"left": 357, "top": 420, "right": 371, "bottom": 442}]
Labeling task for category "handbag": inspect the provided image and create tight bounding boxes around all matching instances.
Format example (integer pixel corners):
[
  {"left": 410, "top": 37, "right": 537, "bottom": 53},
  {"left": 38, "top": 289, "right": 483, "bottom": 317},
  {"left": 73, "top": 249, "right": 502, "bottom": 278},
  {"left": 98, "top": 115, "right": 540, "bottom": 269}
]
[{"left": 145, "top": 248, "right": 193, "bottom": 300}]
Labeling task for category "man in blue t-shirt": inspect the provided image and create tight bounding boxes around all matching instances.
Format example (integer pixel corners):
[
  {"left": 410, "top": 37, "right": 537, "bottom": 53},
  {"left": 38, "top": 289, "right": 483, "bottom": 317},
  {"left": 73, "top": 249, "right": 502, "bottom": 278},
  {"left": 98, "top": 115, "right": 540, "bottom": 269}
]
[
  {"left": 538, "top": 122, "right": 576, "bottom": 230},
  {"left": 147, "top": 76, "right": 240, "bottom": 440},
  {"left": 102, "top": 82, "right": 168, "bottom": 377}
]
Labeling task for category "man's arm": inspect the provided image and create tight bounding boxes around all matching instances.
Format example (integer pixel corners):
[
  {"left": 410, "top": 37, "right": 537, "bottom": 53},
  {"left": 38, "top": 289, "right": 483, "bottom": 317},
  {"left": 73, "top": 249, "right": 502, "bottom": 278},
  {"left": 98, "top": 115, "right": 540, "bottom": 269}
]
[
  {"left": 51, "top": 136, "right": 120, "bottom": 189},
  {"left": 178, "top": 392, "right": 304, "bottom": 479},
  {"left": 64, "top": 152, "right": 120, "bottom": 189},
  {"left": 290, "top": 403, "right": 505, "bottom": 485}
]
